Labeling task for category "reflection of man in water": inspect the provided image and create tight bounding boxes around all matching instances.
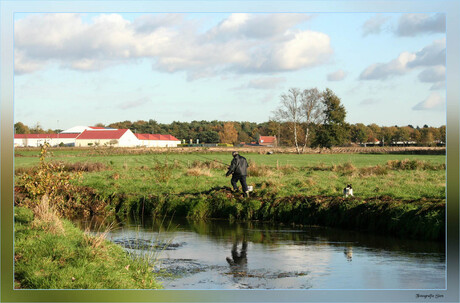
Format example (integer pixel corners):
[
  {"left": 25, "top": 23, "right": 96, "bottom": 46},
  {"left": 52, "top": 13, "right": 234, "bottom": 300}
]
[
  {"left": 344, "top": 247, "right": 353, "bottom": 261},
  {"left": 226, "top": 240, "right": 248, "bottom": 270}
]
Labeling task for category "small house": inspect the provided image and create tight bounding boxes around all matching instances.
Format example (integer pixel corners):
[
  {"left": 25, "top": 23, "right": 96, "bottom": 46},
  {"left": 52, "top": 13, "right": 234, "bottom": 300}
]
[{"left": 258, "top": 136, "right": 277, "bottom": 147}]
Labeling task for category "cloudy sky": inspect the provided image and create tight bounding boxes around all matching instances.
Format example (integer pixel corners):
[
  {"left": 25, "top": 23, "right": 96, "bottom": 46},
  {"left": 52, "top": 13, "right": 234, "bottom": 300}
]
[{"left": 14, "top": 12, "right": 446, "bottom": 130}]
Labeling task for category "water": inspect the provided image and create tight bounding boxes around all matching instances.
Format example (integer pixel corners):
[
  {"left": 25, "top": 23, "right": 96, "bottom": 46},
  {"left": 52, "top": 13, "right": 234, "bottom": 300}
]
[{"left": 105, "top": 218, "right": 445, "bottom": 290}]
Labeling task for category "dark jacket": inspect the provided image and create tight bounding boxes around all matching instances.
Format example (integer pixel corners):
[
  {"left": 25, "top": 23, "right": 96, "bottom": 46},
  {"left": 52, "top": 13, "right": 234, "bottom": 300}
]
[{"left": 226, "top": 155, "right": 248, "bottom": 176}]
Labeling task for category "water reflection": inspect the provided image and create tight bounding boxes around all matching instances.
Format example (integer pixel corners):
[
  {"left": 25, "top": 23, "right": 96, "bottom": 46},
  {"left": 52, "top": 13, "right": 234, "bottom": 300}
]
[
  {"left": 344, "top": 247, "right": 353, "bottom": 262},
  {"left": 226, "top": 239, "right": 248, "bottom": 271},
  {"left": 97, "top": 216, "right": 445, "bottom": 289}
]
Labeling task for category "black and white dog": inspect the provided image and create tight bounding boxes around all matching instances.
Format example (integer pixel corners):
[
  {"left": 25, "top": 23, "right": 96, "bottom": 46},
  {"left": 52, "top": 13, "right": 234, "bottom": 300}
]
[{"left": 343, "top": 184, "right": 353, "bottom": 197}]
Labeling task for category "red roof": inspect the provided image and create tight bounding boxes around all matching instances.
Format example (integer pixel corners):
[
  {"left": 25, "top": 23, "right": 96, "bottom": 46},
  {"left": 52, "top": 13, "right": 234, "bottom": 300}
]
[
  {"left": 259, "top": 136, "right": 276, "bottom": 144},
  {"left": 135, "top": 134, "right": 179, "bottom": 141},
  {"left": 89, "top": 126, "right": 108, "bottom": 130},
  {"left": 15, "top": 133, "right": 79, "bottom": 139},
  {"left": 76, "top": 129, "right": 129, "bottom": 140}
]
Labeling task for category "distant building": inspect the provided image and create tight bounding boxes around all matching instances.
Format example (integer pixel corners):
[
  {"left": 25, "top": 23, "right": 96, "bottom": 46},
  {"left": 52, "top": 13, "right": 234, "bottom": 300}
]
[
  {"left": 15, "top": 126, "right": 181, "bottom": 148},
  {"left": 75, "top": 129, "right": 138, "bottom": 147},
  {"left": 258, "top": 136, "right": 277, "bottom": 147},
  {"left": 14, "top": 133, "right": 79, "bottom": 147},
  {"left": 61, "top": 125, "right": 114, "bottom": 133},
  {"left": 135, "top": 134, "right": 181, "bottom": 147}
]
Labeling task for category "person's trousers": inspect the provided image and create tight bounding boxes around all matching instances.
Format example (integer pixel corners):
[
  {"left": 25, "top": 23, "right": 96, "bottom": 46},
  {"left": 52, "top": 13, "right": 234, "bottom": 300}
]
[{"left": 231, "top": 174, "right": 248, "bottom": 192}]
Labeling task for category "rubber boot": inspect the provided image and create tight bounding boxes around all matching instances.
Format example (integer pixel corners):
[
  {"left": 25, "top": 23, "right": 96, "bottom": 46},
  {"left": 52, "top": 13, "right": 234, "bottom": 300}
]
[{"left": 243, "top": 191, "right": 249, "bottom": 198}]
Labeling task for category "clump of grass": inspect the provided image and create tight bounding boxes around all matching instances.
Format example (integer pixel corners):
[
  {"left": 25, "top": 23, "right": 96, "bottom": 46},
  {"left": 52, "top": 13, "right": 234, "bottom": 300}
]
[
  {"left": 386, "top": 159, "right": 445, "bottom": 170},
  {"left": 248, "top": 162, "right": 274, "bottom": 177},
  {"left": 186, "top": 167, "right": 213, "bottom": 177},
  {"left": 58, "top": 161, "right": 108, "bottom": 172},
  {"left": 358, "top": 165, "right": 389, "bottom": 176},
  {"left": 277, "top": 164, "right": 297, "bottom": 174},
  {"left": 83, "top": 220, "right": 116, "bottom": 250},
  {"left": 332, "top": 162, "right": 357, "bottom": 175},
  {"left": 191, "top": 160, "right": 221, "bottom": 169},
  {"left": 31, "top": 195, "right": 64, "bottom": 234},
  {"left": 153, "top": 159, "right": 172, "bottom": 183}
]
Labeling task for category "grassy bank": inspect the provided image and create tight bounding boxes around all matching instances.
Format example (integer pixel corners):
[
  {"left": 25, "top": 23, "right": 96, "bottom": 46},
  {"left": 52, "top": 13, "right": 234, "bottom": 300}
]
[
  {"left": 111, "top": 187, "right": 444, "bottom": 241},
  {"left": 14, "top": 205, "right": 162, "bottom": 289},
  {"left": 14, "top": 147, "right": 446, "bottom": 242}
]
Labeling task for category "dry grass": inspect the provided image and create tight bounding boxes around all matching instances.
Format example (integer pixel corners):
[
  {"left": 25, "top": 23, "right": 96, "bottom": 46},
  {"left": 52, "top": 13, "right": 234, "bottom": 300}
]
[
  {"left": 332, "top": 162, "right": 357, "bottom": 175},
  {"left": 31, "top": 195, "right": 64, "bottom": 234},
  {"left": 191, "top": 160, "right": 223, "bottom": 169},
  {"left": 186, "top": 167, "right": 213, "bottom": 177},
  {"left": 83, "top": 219, "right": 116, "bottom": 250},
  {"left": 248, "top": 163, "right": 275, "bottom": 177},
  {"left": 358, "top": 165, "right": 389, "bottom": 176}
]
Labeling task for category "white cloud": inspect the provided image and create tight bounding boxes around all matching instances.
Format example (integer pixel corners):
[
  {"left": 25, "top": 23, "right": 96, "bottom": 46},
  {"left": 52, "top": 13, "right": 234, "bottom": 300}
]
[
  {"left": 396, "top": 13, "right": 445, "bottom": 37},
  {"left": 327, "top": 69, "right": 346, "bottom": 81},
  {"left": 362, "top": 14, "right": 390, "bottom": 36},
  {"left": 15, "top": 13, "right": 331, "bottom": 78},
  {"left": 412, "top": 92, "right": 444, "bottom": 110},
  {"left": 406, "top": 39, "right": 445, "bottom": 68},
  {"left": 418, "top": 66, "right": 445, "bottom": 83},
  {"left": 359, "top": 52, "right": 416, "bottom": 80},
  {"left": 359, "top": 39, "right": 445, "bottom": 81}
]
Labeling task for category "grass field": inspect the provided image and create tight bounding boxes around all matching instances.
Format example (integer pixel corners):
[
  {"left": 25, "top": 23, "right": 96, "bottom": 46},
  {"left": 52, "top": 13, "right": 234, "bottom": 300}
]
[{"left": 14, "top": 148, "right": 446, "bottom": 201}]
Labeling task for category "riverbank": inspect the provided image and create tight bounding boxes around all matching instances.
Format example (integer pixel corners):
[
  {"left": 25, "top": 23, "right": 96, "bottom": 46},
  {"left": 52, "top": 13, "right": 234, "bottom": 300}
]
[
  {"left": 14, "top": 205, "right": 162, "bottom": 289},
  {"left": 111, "top": 187, "right": 445, "bottom": 241}
]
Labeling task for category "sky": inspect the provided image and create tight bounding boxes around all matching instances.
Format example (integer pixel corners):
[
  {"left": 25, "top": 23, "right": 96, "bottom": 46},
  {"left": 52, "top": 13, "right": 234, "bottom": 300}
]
[{"left": 13, "top": 12, "right": 446, "bottom": 130}]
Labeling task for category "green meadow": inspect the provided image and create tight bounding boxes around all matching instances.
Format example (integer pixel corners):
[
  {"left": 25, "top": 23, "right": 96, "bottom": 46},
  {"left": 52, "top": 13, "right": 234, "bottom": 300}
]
[{"left": 15, "top": 148, "right": 446, "bottom": 201}]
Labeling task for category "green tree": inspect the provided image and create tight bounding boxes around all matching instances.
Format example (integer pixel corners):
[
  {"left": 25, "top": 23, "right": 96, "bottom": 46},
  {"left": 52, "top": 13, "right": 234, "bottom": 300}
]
[
  {"left": 299, "top": 88, "right": 324, "bottom": 151},
  {"left": 350, "top": 123, "right": 368, "bottom": 144},
  {"left": 311, "top": 88, "right": 349, "bottom": 149},
  {"left": 14, "top": 122, "right": 30, "bottom": 134},
  {"left": 198, "top": 131, "right": 220, "bottom": 143}
]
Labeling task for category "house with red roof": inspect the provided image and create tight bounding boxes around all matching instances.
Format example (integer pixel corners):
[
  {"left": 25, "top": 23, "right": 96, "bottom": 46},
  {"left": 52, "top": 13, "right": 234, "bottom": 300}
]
[
  {"left": 15, "top": 125, "right": 182, "bottom": 148},
  {"left": 135, "top": 134, "right": 181, "bottom": 147},
  {"left": 75, "top": 129, "right": 138, "bottom": 147},
  {"left": 258, "top": 135, "right": 277, "bottom": 147},
  {"left": 14, "top": 133, "right": 80, "bottom": 147}
]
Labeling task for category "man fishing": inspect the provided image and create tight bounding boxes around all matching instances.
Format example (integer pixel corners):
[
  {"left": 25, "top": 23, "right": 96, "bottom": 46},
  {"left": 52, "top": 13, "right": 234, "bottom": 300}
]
[{"left": 226, "top": 151, "right": 249, "bottom": 197}]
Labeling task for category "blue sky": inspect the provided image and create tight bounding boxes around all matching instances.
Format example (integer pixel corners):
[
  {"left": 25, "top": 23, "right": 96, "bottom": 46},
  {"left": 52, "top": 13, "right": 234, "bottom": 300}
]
[{"left": 14, "top": 12, "right": 446, "bottom": 130}]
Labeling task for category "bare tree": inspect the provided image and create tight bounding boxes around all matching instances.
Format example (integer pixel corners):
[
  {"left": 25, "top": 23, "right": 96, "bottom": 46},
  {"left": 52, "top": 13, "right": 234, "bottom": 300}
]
[
  {"left": 272, "top": 88, "right": 302, "bottom": 154},
  {"left": 300, "top": 88, "right": 324, "bottom": 152}
]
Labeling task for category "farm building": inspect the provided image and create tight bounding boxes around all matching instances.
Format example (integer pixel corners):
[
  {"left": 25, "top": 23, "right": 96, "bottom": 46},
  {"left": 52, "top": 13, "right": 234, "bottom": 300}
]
[
  {"left": 135, "top": 134, "right": 181, "bottom": 147},
  {"left": 14, "top": 125, "right": 181, "bottom": 148},
  {"left": 61, "top": 125, "right": 113, "bottom": 133},
  {"left": 258, "top": 136, "right": 277, "bottom": 147},
  {"left": 75, "top": 129, "right": 138, "bottom": 147},
  {"left": 14, "top": 133, "right": 80, "bottom": 147}
]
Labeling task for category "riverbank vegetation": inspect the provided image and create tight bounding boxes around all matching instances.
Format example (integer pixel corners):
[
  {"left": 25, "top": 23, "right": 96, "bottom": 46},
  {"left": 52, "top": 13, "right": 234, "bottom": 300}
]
[
  {"left": 14, "top": 204, "right": 162, "bottom": 289},
  {"left": 14, "top": 145, "right": 163, "bottom": 289},
  {"left": 14, "top": 146, "right": 446, "bottom": 241}
]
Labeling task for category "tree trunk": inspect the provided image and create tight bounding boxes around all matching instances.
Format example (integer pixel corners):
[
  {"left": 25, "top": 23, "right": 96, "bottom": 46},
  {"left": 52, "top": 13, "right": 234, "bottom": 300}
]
[
  {"left": 294, "top": 122, "right": 300, "bottom": 154},
  {"left": 301, "top": 127, "right": 309, "bottom": 153}
]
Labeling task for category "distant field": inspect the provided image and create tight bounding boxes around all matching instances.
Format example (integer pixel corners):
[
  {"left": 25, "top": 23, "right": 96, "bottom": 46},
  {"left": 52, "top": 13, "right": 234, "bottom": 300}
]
[{"left": 14, "top": 147, "right": 446, "bottom": 201}]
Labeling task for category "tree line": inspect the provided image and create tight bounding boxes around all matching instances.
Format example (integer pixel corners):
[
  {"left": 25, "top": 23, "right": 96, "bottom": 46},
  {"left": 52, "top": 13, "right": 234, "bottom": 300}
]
[{"left": 14, "top": 87, "right": 445, "bottom": 150}]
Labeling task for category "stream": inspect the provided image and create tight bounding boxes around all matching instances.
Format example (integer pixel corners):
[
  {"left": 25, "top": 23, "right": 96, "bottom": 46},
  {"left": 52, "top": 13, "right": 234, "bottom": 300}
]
[{"left": 101, "top": 217, "right": 445, "bottom": 290}]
